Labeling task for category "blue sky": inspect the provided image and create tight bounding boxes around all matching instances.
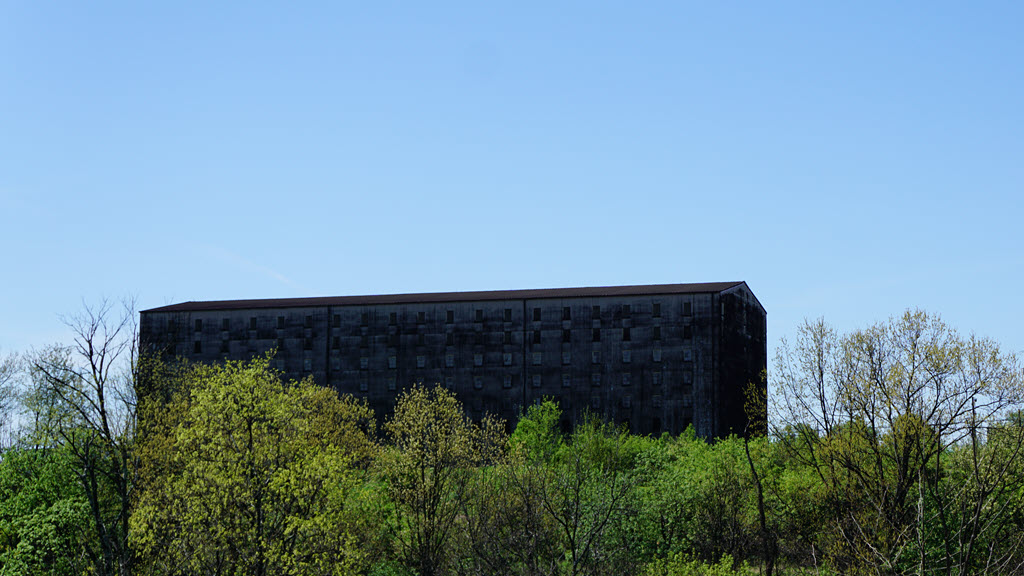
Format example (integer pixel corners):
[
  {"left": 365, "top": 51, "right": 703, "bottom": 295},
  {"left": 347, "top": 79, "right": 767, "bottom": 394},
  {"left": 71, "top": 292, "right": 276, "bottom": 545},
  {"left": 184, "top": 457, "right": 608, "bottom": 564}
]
[{"left": 2, "top": 2, "right": 1022, "bottom": 360}]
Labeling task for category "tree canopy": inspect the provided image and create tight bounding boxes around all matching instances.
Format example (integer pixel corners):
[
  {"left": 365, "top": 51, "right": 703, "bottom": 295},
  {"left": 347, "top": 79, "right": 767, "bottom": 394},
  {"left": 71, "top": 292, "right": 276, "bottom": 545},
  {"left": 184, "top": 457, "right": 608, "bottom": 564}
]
[{"left": 132, "top": 355, "right": 373, "bottom": 576}]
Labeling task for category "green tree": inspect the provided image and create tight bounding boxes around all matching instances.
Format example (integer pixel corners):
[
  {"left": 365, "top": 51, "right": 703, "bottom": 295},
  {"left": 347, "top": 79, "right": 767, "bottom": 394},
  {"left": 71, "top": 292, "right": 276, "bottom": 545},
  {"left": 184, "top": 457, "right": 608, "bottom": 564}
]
[
  {"left": 531, "top": 412, "right": 642, "bottom": 576},
  {"left": 742, "top": 377, "right": 777, "bottom": 576},
  {"left": 378, "top": 385, "right": 506, "bottom": 576},
  {"left": 131, "top": 355, "right": 372, "bottom": 576},
  {"left": 643, "top": 553, "right": 749, "bottom": 576},
  {"left": 25, "top": 300, "right": 138, "bottom": 576},
  {"left": 0, "top": 445, "right": 94, "bottom": 575},
  {"left": 772, "top": 311, "right": 1024, "bottom": 574},
  {"left": 454, "top": 401, "right": 565, "bottom": 576}
]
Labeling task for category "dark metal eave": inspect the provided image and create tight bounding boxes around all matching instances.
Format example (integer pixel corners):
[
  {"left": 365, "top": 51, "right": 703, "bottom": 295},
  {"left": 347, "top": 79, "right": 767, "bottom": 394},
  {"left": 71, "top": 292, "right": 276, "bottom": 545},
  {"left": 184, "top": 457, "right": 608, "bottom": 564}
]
[{"left": 141, "top": 281, "right": 747, "bottom": 314}]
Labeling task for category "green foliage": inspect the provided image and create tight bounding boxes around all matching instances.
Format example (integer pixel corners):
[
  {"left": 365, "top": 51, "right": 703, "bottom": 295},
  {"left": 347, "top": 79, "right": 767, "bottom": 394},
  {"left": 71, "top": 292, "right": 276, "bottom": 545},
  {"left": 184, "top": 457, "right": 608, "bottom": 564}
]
[
  {"left": 379, "top": 384, "right": 506, "bottom": 576},
  {"left": 644, "top": 554, "right": 749, "bottom": 576},
  {"left": 631, "top": 433, "right": 764, "bottom": 564},
  {"left": 0, "top": 446, "right": 93, "bottom": 575},
  {"left": 132, "top": 354, "right": 372, "bottom": 575},
  {"left": 7, "top": 307, "right": 1024, "bottom": 576},
  {"left": 773, "top": 310, "right": 1024, "bottom": 574},
  {"left": 527, "top": 409, "right": 643, "bottom": 576},
  {"left": 510, "top": 399, "right": 564, "bottom": 463}
]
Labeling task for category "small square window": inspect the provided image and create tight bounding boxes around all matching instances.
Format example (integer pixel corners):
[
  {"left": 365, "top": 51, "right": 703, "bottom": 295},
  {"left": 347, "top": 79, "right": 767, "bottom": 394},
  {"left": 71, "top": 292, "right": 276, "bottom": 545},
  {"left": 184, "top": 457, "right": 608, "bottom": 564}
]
[
  {"left": 221, "top": 330, "right": 230, "bottom": 341},
  {"left": 562, "top": 351, "right": 571, "bottom": 365},
  {"left": 622, "top": 349, "right": 632, "bottom": 363},
  {"left": 446, "top": 332, "right": 455, "bottom": 346},
  {"left": 250, "top": 317, "right": 257, "bottom": 330},
  {"left": 591, "top": 395, "right": 601, "bottom": 409},
  {"left": 195, "top": 319, "right": 203, "bottom": 332},
  {"left": 653, "top": 303, "right": 661, "bottom": 317},
  {"left": 592, "top": 328, "right": 601, "bottom": 342},
  {"left": 653, "top": 326, "right": 661, "bottom": 340},
  {"left": 277, "top": 316, "right": 285, "bottom": 329},
  {"left": 533, "top": 330, "right": 541, "bottom": 344},
  {"left": 562, "top": 373, "right": 572, "bottom": 388},
  {"left": 591, "top": 373, "right": 601, "bottom": 387},
  {"left": 389, "top": 312, "right": 397, "bottom": 325},
  {"left": 388, "top": 356, "right": 397, "bottom": 369},
  {"left": 303, "top": 358, "right": 312, "bottom": 371},
  {"left": 504, "top": 308, "right": 512, "bottom": 322},
  {"left": 387, "top": 377, "right": 397, "bottom": 391},
  {"left": 562, "top": 307, "right": 571, "bottom": 321},
  {"left": 622, "top": 394, "right": 632, "bottom": 408},
  {"left": 305, "top": 315, "right": 313, "bottom": 328},
  {"left": 532, "top": 374, "right": 542, "bottom": 388},
  {"left": 446, "top": 310, "right": 454, "bottom": 323},
  {"left": 683, "top": 349, "right": 693, "bottom": 362},
  {"left": 653, "top": 348, "right": 662, "bottom": 362},
  {"left": 360, "top": 357, "right": 369, "bottom": 369},
  {"left": 503, "top": 352, "right": 513, "bottom": 366},
  {"left": 445, "top": 353, "right": 455, "bottom": 367},
  {"left": 503, "top": 374, "right": 513, "bottom": 389},
  {"left": 683, "top": 371, "right": 693, "bottom": 384},
  {"left": 332, "top": 358, "right": 341, "bottom": 371},
  {"left": 474, "top": 353, "right": 483, "bottom": 367},
  {"left": 652, "top": 394, "right": 663, "bottom": 408},
  {"left": 361, "top": 312, "right": 369, "bottom": 326},
  {"left": 653, "top": 372, "right": 662, "bottom": 385},
  {"left": 684, "top": 302, "right": 692, "bottom": 316},
  {"left": 193, "top": 341, "right": 202, "bottom": 354},
  {"left": 473, "top": 376, "right": 484, "bottom": 390},
  {"left": 416, "top": 355, "right": 426, "bottom": 368},
  {"left": 221, "top": 318, "right": 229, "bottom": 331},
  {"left": 623, "top": 327, "right": 631, "bottom": 342},
  {"left": 444, "top": 376, "right": 454, "bottom": 389},
  {"left": 622, "top": 373, "right": 632, "bottom": 386},
  {"left": 359, "top": 379, "right": 369, "bottom": 392},
  {"left": 475, "top": 309, "right": 483, "bottom": 322},
  {"left": 592, "top": 350, "right": 600, "bottom": 364},
  {"left": 562, "top": 329, "right": 571, "bottom": 343},
  {"left": 533, "top": 308, "right": 541, "bottom": 322},
  {"left": 417, "top": 311, "right": 425, "bottom": 323}
]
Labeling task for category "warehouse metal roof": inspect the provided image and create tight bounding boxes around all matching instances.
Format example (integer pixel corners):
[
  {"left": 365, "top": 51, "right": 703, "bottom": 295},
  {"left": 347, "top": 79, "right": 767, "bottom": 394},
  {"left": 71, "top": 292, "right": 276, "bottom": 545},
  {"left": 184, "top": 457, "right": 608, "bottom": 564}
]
[{"left": 142, "top": 281, "right": 753, "bottom": 313}]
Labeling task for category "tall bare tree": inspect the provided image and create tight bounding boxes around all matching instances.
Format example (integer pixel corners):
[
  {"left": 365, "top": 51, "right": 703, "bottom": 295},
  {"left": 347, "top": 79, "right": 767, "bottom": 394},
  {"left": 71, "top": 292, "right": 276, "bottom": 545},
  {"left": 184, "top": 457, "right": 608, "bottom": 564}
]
[
  {"left": 27, "top": 298, "right": 138, "bottom": 576},
  {"left": 0, "top": 349, "right": 19, "bottom": 449},
  {"left": 772, "top": 311, "right": 1024, "bottom": 574}
]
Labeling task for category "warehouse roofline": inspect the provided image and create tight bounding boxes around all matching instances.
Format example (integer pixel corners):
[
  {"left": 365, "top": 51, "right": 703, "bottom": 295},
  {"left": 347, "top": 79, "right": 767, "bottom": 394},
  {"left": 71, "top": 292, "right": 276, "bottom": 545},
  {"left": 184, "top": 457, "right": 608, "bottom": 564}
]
[{"left": 142, "top": 281, "right": 755, "bottom": 313}]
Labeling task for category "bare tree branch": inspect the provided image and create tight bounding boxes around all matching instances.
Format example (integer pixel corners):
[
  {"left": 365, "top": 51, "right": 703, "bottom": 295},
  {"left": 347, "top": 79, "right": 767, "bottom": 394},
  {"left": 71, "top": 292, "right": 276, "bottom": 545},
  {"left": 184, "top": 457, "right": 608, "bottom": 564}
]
[{"left": 24, "top": 298, "right": 140, "bottom": 576}]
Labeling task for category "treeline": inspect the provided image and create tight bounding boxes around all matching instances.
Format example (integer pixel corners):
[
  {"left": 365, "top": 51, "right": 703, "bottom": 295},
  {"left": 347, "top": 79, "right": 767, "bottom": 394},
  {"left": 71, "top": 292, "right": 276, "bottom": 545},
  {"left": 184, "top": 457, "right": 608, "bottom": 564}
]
[{"left": 1, "top": 306, "right": 1024, "bottom": 576}]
